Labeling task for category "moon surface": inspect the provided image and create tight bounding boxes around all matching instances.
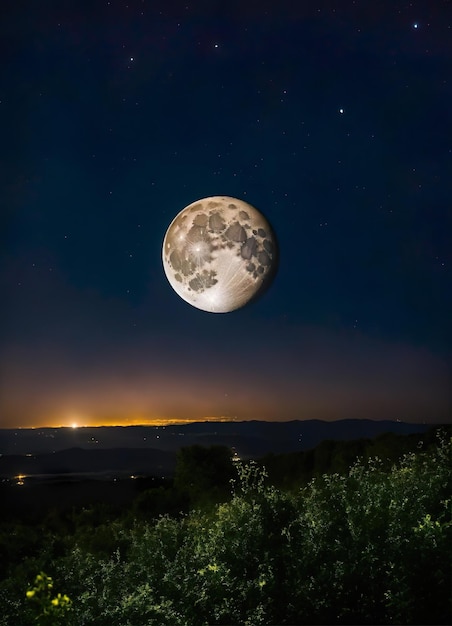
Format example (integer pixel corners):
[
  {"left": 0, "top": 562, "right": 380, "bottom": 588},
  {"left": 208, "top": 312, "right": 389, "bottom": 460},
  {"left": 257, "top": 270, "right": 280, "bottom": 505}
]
[{"left": 162, "top": 196, "right": 277, "bottom": 313}]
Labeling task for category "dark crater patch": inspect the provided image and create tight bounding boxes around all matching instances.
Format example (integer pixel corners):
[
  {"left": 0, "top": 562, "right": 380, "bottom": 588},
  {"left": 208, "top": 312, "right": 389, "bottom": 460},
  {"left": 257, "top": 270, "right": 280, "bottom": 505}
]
[
  {"left": 257, "top": 228, "right": 267, "bottom": 238},
  {"left": 241, "top": 237, "right": 258, "bottom": 260},
  {"left": 225, "top": 222, "right": 247, "bottom": 242},
  {"left": 239, "top": 210, "right": 250, "bottom": 220},
  {"left": 209, "top": 212, "right": 226, "bottom": 231},
  {"left": 228, "top": 203, "right": 237, "bottom": 209},
  {"left": 263, "top": 239, "right": 273, "bottom": 254},
  {"left": 187, "top": 225, "right": 208, "bottom": 241},
  {"left": 169, "top": 250, "right": 182, "bottom": 271},
  {"left": 182, "top": 260, "right": 196, "bottom": 276},
  {"left": 170, "top": 250, "right": 195, "bottom": 276},
  {"left": 257, "top": 250, "right": 271, "bottom": 266},
  {"left": 193, "top": 213, "right": 208, "bottom": 227},
  {"left": 189, "top": 270, "right": 217, "bottom": 292}
]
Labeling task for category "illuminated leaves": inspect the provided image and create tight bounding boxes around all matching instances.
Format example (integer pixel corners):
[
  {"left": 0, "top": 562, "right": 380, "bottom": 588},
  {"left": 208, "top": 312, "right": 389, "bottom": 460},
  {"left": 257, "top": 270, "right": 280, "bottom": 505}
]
[
  {"left": 3, "top": 433, "right": 451, "bottom": 625},
  {"left": 26, "top": 572, "right": 72, "bottom": 626}
]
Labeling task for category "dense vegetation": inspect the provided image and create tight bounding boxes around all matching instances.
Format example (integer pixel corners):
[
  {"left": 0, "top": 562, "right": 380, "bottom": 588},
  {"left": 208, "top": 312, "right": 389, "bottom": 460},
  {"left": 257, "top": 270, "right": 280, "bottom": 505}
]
[{"left": 0, "top": 429, "right": 450, "bottom": 625}]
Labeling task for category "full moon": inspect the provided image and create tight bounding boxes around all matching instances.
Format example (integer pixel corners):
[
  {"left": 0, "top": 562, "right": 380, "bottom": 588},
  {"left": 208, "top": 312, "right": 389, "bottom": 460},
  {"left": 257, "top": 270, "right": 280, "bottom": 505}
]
[{"left": 162, "top": 196, "right": 277, "bottom": 313}]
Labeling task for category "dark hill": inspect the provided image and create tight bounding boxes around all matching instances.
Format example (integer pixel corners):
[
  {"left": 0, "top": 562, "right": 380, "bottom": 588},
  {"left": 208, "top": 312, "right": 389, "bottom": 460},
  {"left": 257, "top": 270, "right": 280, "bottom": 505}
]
[
  {"left": 0, "top": 447, "right": 176, "bottom": 478},
  {"left": 0, "top": 418, "right": 438, "bottom": 456}
]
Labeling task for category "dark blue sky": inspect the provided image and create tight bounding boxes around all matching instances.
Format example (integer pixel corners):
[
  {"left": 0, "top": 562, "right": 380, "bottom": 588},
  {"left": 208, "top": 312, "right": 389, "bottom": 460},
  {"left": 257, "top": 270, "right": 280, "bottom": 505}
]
[{"left": 1, "top": 0, "right": 451, "bottom": 427}]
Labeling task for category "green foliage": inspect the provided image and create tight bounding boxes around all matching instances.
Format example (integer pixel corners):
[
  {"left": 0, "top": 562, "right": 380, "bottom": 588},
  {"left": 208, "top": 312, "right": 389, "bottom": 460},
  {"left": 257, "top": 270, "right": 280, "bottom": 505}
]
[
  {"left": 260, "top": 425, "right": 450, "bottom": 490},
  {"left": 174, "top": 444, "right": 235, "bottom": 508},
  {"left": 0, "top": 431, "right": 450, "bottom": 625},
  {"left": 26, "top": 572, "right": 71, "bottom": 626},
  {"left": 132, "top": 485, "right": 189, "bottom": 519}
]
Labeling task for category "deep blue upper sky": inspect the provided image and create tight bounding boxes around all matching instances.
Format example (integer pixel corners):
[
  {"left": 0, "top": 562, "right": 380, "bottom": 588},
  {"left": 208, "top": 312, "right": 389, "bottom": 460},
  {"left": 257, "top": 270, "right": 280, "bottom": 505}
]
[{"left": 1, "top": 0, "right": 451, "bottom": 427}]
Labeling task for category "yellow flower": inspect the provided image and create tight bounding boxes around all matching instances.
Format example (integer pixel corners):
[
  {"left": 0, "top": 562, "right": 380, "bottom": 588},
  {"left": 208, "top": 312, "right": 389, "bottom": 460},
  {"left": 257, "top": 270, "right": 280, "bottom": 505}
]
[
  {"left": 51, "top": 598, "right": 59, "bottom": 606},
  {"left": 26, "top": 590, "right": 35, "bottom": 598},
  {"left": 207, "top": 563, "right": 219, "bottom": 573}
]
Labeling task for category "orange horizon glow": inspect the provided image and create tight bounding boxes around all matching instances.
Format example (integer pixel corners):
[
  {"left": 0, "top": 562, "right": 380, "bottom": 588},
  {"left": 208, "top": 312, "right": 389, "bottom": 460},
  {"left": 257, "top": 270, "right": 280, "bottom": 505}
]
[{"left": 2, "top": 416, "right": 242, "bottom": 429}]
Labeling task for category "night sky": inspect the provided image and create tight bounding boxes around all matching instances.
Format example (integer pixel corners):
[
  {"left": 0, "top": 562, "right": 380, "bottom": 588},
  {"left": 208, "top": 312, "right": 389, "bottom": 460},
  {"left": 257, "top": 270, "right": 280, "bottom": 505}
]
[{"left": 1, "top": 0, "right": 451, "bottom": 428}]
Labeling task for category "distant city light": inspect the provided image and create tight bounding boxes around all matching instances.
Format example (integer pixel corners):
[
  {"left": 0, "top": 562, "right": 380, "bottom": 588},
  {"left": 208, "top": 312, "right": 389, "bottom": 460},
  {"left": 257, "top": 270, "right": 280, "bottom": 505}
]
[{"left": 71, "top": 423, "right": 78, "bottom": 429}]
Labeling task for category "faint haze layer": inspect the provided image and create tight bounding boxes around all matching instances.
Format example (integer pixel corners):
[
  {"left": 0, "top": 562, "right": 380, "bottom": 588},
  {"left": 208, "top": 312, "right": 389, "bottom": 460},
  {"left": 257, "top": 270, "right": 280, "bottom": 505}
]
[{"left": 1, "top": 325, "right": 449, "bottom": 427}]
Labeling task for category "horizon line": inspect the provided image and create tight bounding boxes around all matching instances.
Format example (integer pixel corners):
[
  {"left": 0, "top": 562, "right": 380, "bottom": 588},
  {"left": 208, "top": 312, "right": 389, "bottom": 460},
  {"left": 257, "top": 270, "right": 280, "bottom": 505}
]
[{"left": 0, "top": 417, "right": 442, "bottom": 430}]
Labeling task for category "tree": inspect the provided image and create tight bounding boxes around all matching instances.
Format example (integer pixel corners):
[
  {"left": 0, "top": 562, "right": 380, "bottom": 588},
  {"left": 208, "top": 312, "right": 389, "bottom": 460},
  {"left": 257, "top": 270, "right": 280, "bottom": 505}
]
[{"left": 174, "top": 445, "right": 235, "bottom": 508}]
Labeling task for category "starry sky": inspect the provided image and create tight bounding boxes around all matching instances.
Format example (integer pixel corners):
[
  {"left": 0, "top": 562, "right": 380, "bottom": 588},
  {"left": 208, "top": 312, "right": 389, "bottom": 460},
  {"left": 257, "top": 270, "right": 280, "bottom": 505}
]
[{"left": 1, "top": 0, "right": 451, "bottom": 428}]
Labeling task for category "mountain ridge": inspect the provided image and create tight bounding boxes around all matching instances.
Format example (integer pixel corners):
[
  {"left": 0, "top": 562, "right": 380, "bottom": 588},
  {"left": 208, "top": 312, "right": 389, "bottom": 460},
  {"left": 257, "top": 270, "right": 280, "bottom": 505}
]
[{"left": 0, "top": 419, "right": 441, "bottom": 477}]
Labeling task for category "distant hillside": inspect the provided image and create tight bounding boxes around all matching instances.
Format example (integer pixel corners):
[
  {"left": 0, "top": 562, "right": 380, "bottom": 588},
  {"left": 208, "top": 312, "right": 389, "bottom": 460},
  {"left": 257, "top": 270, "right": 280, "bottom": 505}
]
[
  {"left": 0, "top": 447, "right": 175, "bottom": 479},
  {"left": 259, "top": 425, "right": 451, "bottom": 490},
  {"left": 0, "top": 419, "right": 443, "bottom": 479},
  {"left": 0, "top": 419, "right": 438, "bottom": 456}
]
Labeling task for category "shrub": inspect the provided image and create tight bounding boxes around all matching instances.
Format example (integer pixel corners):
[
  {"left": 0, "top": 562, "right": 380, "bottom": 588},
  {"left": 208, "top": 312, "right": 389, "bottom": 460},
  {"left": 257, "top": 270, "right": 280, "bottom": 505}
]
[{"left": 1, "top": 432, "right": 450, "bottom": 625}]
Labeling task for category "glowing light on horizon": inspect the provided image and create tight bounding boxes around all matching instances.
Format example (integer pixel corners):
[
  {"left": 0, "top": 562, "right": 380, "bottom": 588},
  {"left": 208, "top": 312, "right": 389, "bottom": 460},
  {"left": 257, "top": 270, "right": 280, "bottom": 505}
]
[{"left": 26, "top": 415, "right": 240, "bottom": 429}]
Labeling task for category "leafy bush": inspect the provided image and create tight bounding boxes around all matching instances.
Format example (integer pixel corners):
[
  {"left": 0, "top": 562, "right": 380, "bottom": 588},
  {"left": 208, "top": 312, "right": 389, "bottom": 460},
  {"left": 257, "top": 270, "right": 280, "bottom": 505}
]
[
  {"left": 0, "top": 432, "right": 450, "bottom": 625},
  {"left": 26, "top": 572, "right": 71, "bottom": 626}
]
